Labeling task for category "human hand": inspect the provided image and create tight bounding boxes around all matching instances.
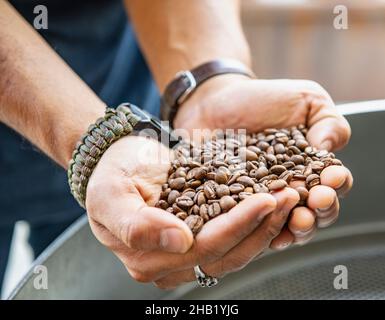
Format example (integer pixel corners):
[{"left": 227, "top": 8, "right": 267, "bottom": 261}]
[
  {"left": 174, "top": 76, "right": 353, "bottom": 248},
  {"left": 86, "top": 135, "right": 299, "bottom": 288}
]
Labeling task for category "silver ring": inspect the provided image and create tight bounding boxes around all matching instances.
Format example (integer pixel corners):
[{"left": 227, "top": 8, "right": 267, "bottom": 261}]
[{"left": 193, "top": 265, "right": 219, "bottom": 288}]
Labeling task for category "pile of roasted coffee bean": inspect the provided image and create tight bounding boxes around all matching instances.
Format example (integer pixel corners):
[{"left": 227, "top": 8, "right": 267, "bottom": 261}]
[{"left": 155, "top": 125, "right": 343, "bottom": 235}]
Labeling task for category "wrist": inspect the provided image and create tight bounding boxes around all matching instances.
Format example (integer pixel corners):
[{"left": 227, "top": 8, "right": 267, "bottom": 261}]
[{"left": 173, "top": 73, "right": 252, "bottom": 129}]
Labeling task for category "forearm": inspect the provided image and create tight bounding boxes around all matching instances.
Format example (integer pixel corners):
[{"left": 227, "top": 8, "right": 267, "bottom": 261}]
[
  {"left": 125, "top": 0, "right": 251, "bottom": 92},
  {"left": 0, "top": 2, "right": 105, "bottom": 168}
]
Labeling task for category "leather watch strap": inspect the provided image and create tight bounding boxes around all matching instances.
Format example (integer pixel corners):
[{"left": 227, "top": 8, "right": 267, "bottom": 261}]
[{"left": 161, "top": 59, "right": 255, "bottom": 127}]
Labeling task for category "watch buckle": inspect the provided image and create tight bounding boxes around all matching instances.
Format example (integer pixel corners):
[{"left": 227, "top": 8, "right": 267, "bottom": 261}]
[{"left": 175, "top": 70, "right": 197, "bottom": 105}]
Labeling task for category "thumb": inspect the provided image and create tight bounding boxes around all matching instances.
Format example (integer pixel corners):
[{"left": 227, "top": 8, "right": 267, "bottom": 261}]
[
  {"left": 306, "top": 116, "right": 351, "bottom": 151},
  {"left": 96, "top": 192, "right": 194, "bottom": 254}
]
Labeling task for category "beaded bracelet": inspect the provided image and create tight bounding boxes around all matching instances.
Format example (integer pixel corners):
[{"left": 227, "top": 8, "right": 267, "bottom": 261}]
[{"left": 67, "top": 104, "right": 139, "bottom": 208}]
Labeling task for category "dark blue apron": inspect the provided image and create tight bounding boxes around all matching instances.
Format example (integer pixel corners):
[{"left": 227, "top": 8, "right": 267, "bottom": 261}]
[{"left": 0, "top": 0, "right": 160, "bottom": 227}]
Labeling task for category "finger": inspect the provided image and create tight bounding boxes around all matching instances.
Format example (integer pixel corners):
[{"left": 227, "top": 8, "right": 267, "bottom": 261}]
[
  {"left": 306, "top": 102, "right": 351, "bottom": 151},
  {"left": 307, "top": 184, "right": 340, "bottom": 227},
  {"left": 270, "top": 227, "right": 295, "bottom": 250},
  {"left": 288, "top": 206, "right": 316, "bottom": 235},
  {"left": 294, "top": 226, "right": 317, "bottom": 245},
  {"left": 154, "top": 188, "right": 299, "bottom": 288},
  {"left": 193, "top": 193, "right": 277, "bottom": 262},
  {"left": 94, "top": 190, "right": 193, "bottom": 253},
  {"left": 320, "top": 165, "right": 353, "bottom": 198}
]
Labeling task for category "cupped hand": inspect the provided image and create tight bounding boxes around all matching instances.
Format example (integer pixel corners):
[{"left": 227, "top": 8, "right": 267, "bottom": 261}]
[
  {"left": 174, "top": 75, "right": 353, "bottom": 248},
  {"left": 85, "top": 136, "right": 299, "bottom": 289}
]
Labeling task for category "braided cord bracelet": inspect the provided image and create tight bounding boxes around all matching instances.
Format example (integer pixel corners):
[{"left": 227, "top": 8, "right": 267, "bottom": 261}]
[{"left": 67, "top": 104, "right": 139, "bottom": 208}]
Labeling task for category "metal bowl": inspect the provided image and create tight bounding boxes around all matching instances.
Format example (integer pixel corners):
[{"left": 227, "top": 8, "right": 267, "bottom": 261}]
[{"left": 8, "top": 101, "right": 385, "bottom": 299}]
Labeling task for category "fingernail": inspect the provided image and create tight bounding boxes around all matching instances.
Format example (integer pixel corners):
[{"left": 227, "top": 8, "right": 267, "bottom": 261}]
[
  {"left": 319, "top": 140, "right": 332, "bottom": 151},
  {"left": 160, "top": 228, "right": 189, "bottom": 253}
]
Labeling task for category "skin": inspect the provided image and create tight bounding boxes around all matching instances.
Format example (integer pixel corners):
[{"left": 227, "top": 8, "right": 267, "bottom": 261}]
[{"left": 0, "top": 0, "right": 353, "bottom": 289}]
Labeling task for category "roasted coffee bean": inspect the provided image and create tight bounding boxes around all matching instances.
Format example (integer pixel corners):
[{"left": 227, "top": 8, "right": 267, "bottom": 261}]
[
  {"left": 167, "top": 190, "right": 180, "bottom": 205},
  {"left": 311, "top": 161, "right": 325, "bottom": 173},
  {"left": 199, "top": 204, "right": 210, "bottom": 222},
  {"left": 265, "top": 154, "right": 277, "bottom": 166},
  {"left": 187, "top": 179, "right": 202, "bottom": 188},
  {"left": 188, "top": 204, "right": 200, "bottom": 215},
  {"left": 195, "top": 191, "right": 207, "bottom": 206},
  {"left": 239, "top": 192, "right": 253, "bottom": 200},
  {"left": 282, "top": 161, "right": 295, "bottom": 170},
  {"left": 160, "top": 188, "right": 171, "bottom": 200},
  {"left": 244, "top": 187, "right": 254, "bottom": 193},
  {"left": 236, "top": 175, "right": 255, "bottom": 187},
  {"left": 259, "top": 174, "right": 278, "bottom": 183},
  {"left": 169, "top": 177, "right": 186, "bottom": 190},
  {"left": 215, "top": 170, "right": 228, "bottom": 184},
  {"left": 267, "top": 179, "right": 288, "bottom": 191},
  {"left": 176, "top": 195, "right": 195, "bottom": 209},
  {"left": 155, "top": 200, "right": 169, "bottom": 210},
  {"left": 254, "top": 166, "right": 269, "bottom": 179},
  {"left": 216, "top": 184, "right": 230, "bottom": 197},
  {"left": 291, "top": 155, "right": 304, "bottom": 165},
  {"left": 185, "top": 215, "right": 204, "bottom": 235},
  {"left": 172, "top": 203, "right": 184, "bottom": 213},
  {"left": 208, "top": 202, "right": 222, "bottom": 218},
  {"left": 203, "top": 183, "right": 217, "bottom": 200},
  {"left": 229, "top": 183, "right": 245, "bottom": 194},
  {"left": 182, "top": 189, "right": 196, "bottom": 199},
  {"left": 270, "top": 165, "right": 287, "bottom": 175},
  {"left": 176, "top": 211, "right": 188, "bottom": 220},
  {"left": 274, "top": 143, "right": 286, "bottom": 154},
  {"left": 295, "top": 139, "right": 309, "bottom": 150},
  {"left": 296, "top": 186, "right": 309, "bottom": 205},
  {"left": 279, "top": 170, "right": 294, "bottom": 183},
  {"left": 253, "top": 183, "right": 269, "bottom": 193},
  {"left": 219, "top": 195, "right": 237, "bottom": 212},
  {"left": 303, "top": 165, "right": 313, "bottom": 177},
  {"left": 306, "top": 174, "right": 321, "bottom": 188}
]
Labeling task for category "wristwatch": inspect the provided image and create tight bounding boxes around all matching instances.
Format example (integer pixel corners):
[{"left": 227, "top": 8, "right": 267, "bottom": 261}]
[
  {"left": 68, "top": 103, "right": 181, "bottom": 208},
  {"left": 161, "top": 59, "right": 255, "bottom": 127}
]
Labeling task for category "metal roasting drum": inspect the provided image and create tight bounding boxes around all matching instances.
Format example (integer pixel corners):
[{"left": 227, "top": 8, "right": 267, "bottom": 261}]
[{"left": 7, "top": 100, "right": 385, "bottom": 300}]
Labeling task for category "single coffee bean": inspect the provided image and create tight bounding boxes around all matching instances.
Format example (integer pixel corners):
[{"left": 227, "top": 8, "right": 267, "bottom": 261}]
[
  {"left": 182, "top": 189, "right": 196, "bottom": 199},
  {"left": 265, "top": 154, "right": 277, "bottom": 166},
  {"left": 253, "top": 183, "right": 269, "bottom": 193},
  {"left": 208, "top": 202, "right": 222, "bottom": 218},
  {"left": 185, "top": 215, "right": 204, "bottom": 235},
  {"left": 169, "top": 177, "right": 186, "bottom": 190},
  {"left": 215, "top": 170, "right": 228, "bottom": 184},
  {"left": 195, "top": 190, "right": 207, "bottom": 206},
  {"left": 303, "top": 165, "right": 313, "bottom": 177},
  {"left": 176, "top": 195, "right": 195, "bottom": 209},
  {"left": 244, "top": 187, "right": 254, "bottom": 193},
  {"left": 219, "top": 195, "right": 237, "bottom": 212},
  {"left": 296, "top": 186, "right": 309, "bottom": 205},
  {"left": 239, "top": 192, "right": 253, "bottom": 200},
  {"left": 229, "top": 183, "right": 245, "bottom": 194},
  {"left": 274, "top": 143, "right": 286, "bottom": 154},
  {"left": 172, "top": 203, "right": 184, "bottom": 213},
  {"left": 306, "top": 174, "right": 321, "bottom": 189},
  {"left": 199, "top": 204, "right": 210, "bottom": 222},
  {"left": 282, "top": 161, "right": 295, "bottom": 170},
  {"left": 259, "top": 174, "right": 278, "bottom": 183},
  {"left": 254, "top": 166, "right": 269, "bottom": 179},
  {"left": 176, "top": 211, "right": 188, "bottom": 220},
  {"left": 236, "top": 175, "right": 255, "bottom": 187},
  {"left": 216, "top": 184, "right": 230, "bottom": 198},
  {"left": 188, "top": 204, "right": 200, "bottom": 215},
  {"left": 279, "top": 170, "right": 294, "bottom": 183},
  {"left": 167, "top": 190, "right": 180, "bottom": 205},
  {"left": 187, "top": 179, "right": 202, "bottom": 188},
  {"left": 290, "top": 154, "right": 304, "bottom": 165},
  {"left": 155, "top": 200, "right": 169, "bottom": 210},
  {"left": 270, "top": 165, "right": 287, "bottom": 175},
  {"left": 160, "top": 188, "right": 171, "bottom": 200},
  {"left": 311, "top": 161, "right": 324, "bottom": 173},
  {"left": 267, "top": 179, "right": 288, "bottom": 191},
  {"left": 203, "top": 183, "right": 217, "bottom": 200},
  {"left": 295, "top": 139, "right": 309, "bottom": 150}
]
